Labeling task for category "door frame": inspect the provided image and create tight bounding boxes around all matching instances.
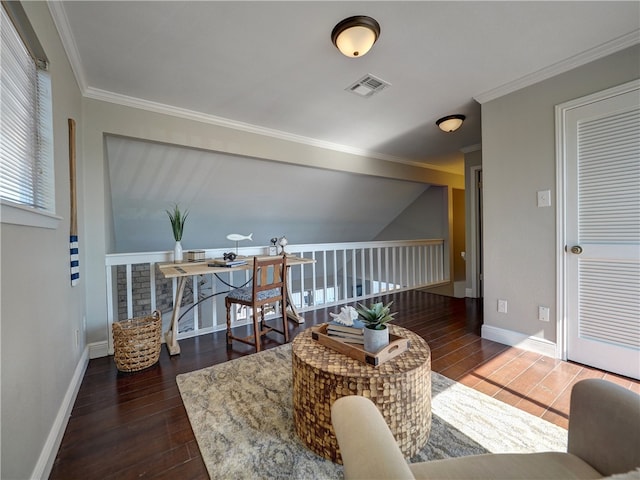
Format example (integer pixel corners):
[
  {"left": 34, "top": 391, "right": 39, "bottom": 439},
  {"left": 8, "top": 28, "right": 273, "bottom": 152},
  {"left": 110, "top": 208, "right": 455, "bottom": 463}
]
[
  {"left": 469, "top": 165, "right": 483, "bottom": 298},
  {"left": 554, "top": 79, "right": 640, "bottom": 361}
]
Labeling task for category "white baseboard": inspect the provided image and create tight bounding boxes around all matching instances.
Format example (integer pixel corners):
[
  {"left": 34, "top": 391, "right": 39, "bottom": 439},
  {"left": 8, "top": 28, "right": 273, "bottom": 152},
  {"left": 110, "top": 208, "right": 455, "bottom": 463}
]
[
  {"left": 465, "top": 288, "right": 474, "bottom": 298},
  {"left": 481, "top": 324, "right": 558, "bottom": 358},
  {"left": 89, "top": 340, "right": 109, "bottom": 359},
  {"left": 31, "top": 346, "right": 89, "bottom": 480}
]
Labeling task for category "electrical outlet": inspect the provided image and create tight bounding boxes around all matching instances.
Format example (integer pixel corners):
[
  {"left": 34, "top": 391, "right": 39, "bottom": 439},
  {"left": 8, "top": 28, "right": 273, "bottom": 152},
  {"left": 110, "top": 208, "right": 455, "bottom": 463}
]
[
  {"left": 497, "top": 299, "right": 508, "bottom": 313},
  {"left": 538, "top": 306, "right": 550, "bottom": 322}
]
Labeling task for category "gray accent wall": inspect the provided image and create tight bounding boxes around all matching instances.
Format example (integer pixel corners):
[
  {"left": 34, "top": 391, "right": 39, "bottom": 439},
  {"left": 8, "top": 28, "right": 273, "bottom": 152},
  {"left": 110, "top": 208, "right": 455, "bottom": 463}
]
[
  {"left": 375, "top": 186, "right": 447, "bottom": 241},
  {"left": 105, "top": 136, "right": 433, "bottom": 253}
]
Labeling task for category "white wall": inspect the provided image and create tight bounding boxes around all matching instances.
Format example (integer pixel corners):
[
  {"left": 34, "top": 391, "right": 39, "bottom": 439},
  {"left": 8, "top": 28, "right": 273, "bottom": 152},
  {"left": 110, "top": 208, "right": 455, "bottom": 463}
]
[
  {"left": 481, "top": 45, "right": 640, "bottom": 351},
  {"left": 0, "top": 3, "right": 85, "bottom": 478}
]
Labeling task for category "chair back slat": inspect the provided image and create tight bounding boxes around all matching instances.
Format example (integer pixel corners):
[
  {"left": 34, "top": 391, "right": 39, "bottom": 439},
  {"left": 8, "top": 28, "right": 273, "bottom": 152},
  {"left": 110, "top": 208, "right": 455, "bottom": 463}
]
[{"left": 254, "top": 255, "right": 287, "bottom": 294}]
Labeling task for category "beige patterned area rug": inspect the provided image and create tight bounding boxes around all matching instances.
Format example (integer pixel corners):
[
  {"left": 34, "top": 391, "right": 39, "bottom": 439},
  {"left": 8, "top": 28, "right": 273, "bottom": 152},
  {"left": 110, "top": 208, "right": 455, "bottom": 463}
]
[{"left": 176, "top": 344, "right": 567, "bottom": 479}]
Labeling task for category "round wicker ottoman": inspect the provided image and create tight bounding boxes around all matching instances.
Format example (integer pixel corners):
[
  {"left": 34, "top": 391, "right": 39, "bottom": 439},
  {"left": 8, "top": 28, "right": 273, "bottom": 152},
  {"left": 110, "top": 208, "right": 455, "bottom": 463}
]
[{"left": 292, "top": 324, "right": 431, "bottom": 464}]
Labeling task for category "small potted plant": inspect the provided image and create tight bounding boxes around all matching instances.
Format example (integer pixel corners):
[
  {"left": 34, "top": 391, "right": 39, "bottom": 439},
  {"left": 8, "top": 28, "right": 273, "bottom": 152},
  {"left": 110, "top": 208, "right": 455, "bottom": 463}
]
[
  {"left": 166, "top": 204, "right": 188, "bottom": 263},
  {"left": 356, "top": 301, "right": 397, "bottom": 353}
]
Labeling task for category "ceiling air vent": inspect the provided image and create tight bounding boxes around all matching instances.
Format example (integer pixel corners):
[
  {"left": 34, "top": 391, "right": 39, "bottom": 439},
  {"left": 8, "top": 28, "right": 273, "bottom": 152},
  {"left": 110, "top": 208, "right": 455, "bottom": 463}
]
[{"left": 346, "top": 74, "right": 390, "bottom": 98}]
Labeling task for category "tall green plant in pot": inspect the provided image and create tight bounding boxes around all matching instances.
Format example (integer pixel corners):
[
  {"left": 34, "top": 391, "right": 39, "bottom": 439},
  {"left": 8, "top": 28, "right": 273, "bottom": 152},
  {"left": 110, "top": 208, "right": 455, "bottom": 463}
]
[
  {"left": 167, "top": 204, "right": 188, "bottom": 263},
  {"left": 356, "top": 301, "right": 397, "bottom": 353}
]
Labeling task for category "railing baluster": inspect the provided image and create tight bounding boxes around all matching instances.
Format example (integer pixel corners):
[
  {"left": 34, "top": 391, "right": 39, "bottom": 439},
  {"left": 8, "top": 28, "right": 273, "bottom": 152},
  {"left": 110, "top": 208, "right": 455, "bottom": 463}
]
[
  {"left": 322, "top": 250, "right": 327, "bottom": 305},
  {"left": 150, "top": 262, "right": 157, "bottom": 312},
  {"left": 392, "top": 247, "right": 397, "bottom": 290},
  {"left": 384, "top": 247, "right": 389, "bottom": 291},
  {"left": 342, "top": 250, "right": 347, "bottom": 301},
  {"left": 360, "top": 248, "right": 366, "bottom": 297},
  {"left": 369, "top": 247, "right": 374, "bottom": 293},
  {"left": 311, "top": 251, "right": 317, "bottom": 307},
  {"left": 376, "top": 247, "right": 382, "bottom": 293},
  {"left": 351, "top": 248, "right": 357, "bottom": 298},
  {"left": 333, "top": 249, "right": 338, "bottom": 302},
  {"left": 300, "top": 258, "right": 306, "bottom": 308},
  {"left": 126, "top": 264, "right": 133, "bottom": 318}
]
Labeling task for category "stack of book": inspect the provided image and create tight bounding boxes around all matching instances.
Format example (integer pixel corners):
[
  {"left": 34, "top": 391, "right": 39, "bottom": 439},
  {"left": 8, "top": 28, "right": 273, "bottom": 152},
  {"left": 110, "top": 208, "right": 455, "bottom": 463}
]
[
  {"left": 186, "top": 250, "right": 206, "bottom": 262},
  {"left": 327, "top": 319, "right": 365, "bottom": 345}
]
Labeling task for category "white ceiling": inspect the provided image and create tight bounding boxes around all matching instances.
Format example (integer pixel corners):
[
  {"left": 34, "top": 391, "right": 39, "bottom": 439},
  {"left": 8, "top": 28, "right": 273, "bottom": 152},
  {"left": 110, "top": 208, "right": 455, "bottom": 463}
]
[{"left": 51, "top": 1, "right": 640, "bottom": 174}]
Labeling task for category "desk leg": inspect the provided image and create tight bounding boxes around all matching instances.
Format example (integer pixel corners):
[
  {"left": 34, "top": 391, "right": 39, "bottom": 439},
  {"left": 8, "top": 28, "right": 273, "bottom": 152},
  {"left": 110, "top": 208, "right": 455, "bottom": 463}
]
[
  {"left": 285, "top": 281, "right": 305, "bottom": 324},
  {"left": 165, "top": 276, "right": 187, "bottom": 355}
]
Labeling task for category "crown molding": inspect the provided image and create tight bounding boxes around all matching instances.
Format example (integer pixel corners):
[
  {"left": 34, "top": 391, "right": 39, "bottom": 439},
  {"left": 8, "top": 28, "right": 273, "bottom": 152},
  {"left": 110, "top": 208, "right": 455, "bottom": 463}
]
[
  {"left": 84, "top": 86, "right": 458, "bottom": 174},
  {"left": 460, "top": 144, "right": 482, "bottom": 154},
  {"left": 474, "top": 29, "right": 640, "bottom": 104},
  {"left": 47, "top": 1, "right": 87, "bottom": 92}
]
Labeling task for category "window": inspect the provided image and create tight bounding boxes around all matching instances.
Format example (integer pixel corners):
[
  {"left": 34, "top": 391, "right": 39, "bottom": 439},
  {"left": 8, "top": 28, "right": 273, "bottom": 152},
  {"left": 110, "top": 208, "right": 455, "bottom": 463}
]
[{"left": 1, "top": 1, "right": 57, "bottom": 228}]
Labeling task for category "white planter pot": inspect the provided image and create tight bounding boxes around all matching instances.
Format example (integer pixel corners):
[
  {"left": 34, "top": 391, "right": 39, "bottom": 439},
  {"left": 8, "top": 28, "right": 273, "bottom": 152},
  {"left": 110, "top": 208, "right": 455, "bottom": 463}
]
[
  {"left": 174, "top": 241, "right": 183, "bottom": 263},
  {"left": 364, "top": 326, "right": 389, "bottom": 353}
]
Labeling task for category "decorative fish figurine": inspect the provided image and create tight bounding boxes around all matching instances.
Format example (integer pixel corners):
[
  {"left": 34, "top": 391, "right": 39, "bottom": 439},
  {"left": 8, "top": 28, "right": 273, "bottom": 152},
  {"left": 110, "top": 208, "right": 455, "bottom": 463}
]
[{"left": 226, "top": 233, "right": 253, "bottom": 242}]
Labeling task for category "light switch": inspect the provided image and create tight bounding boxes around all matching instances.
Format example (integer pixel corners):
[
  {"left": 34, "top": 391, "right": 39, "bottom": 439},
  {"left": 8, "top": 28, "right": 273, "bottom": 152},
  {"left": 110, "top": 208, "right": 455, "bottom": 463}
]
[{"left": 537, "top": 190, "right": 551, "bottom": 207}]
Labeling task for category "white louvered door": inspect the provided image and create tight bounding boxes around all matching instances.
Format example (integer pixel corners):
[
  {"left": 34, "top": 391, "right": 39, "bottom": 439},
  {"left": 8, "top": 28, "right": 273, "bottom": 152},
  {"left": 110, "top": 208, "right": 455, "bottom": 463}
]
[{"left": 565, "top": 84, "right": 640, "bottom": 379}]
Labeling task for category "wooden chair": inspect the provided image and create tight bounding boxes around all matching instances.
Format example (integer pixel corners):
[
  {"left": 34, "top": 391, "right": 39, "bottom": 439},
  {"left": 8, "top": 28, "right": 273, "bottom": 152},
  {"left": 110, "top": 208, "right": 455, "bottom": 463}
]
[{"left": 225, "top": 255, "right": 289, "bottom": 352}]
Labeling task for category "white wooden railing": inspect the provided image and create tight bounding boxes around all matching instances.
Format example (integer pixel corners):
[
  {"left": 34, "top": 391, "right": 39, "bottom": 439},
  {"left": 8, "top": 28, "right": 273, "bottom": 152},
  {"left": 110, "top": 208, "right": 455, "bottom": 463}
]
[{"left": 104, "top": 239, "right": 447, "bottom": 354}]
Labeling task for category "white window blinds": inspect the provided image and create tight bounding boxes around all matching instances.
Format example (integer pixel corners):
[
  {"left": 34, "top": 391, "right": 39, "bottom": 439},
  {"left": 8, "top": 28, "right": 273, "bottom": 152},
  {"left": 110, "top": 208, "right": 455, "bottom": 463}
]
[{"left": 0, "top": 3, "right": 54, "bottom": 213}]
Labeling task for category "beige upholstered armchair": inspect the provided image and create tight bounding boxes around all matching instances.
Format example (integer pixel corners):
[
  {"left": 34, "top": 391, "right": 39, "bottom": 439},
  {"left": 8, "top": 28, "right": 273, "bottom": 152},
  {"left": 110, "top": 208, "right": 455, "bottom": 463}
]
[{"left": 332, "top": 379, "right": 640, "bottom": 479}]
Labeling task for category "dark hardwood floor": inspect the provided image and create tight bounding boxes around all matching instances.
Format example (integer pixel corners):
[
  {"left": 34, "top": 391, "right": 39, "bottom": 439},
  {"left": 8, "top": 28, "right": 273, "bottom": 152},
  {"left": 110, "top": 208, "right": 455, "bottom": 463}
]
[{"left": 49, "top": 290, "right": 639, "bottom": 479}]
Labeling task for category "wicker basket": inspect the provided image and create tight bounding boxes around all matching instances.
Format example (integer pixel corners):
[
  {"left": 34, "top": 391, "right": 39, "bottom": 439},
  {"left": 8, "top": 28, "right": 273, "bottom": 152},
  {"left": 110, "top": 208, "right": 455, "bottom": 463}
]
[{"left": 112, "top": 310, "right": 162, "bottom": 372}]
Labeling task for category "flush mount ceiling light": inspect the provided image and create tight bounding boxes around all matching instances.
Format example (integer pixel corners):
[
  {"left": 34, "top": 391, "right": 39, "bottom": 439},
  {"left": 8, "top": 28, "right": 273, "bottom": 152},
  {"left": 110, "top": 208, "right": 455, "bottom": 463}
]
[
  {"left": 436, "top": 114, "right": 466, "bottom": 133},
  {"left": 331, "top": 16, "right": 380, "bottom": 58}
]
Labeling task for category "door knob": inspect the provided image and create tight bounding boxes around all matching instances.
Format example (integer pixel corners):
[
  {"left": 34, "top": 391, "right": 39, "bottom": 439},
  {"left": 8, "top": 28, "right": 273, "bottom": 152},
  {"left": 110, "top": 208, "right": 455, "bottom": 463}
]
[{"left": 570, "top": 245, "right": 583, "bottom": 255}]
